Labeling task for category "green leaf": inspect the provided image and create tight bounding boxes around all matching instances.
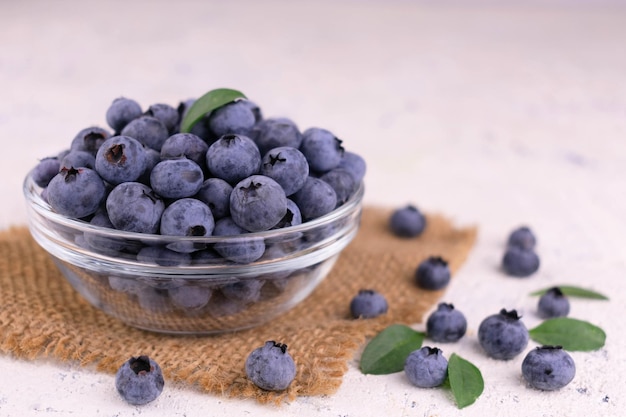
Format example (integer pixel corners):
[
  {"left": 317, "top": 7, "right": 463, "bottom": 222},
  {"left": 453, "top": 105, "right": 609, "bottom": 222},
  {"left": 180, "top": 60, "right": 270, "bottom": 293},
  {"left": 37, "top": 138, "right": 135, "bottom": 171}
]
[
  {"left": 530, "top": 285, "right": 609, "bottom": 300},
  {"left": 447, "top": 353, "right": 484, "bottom": 409},
  {"left": 529, "top": 317, "right": 606, "bottom": 351},
  {"left": 179, "top": 88, "right": 247, "bottom": 133},
  {"left": 359, "top": 324, "right": 425, "bottom": 375}
]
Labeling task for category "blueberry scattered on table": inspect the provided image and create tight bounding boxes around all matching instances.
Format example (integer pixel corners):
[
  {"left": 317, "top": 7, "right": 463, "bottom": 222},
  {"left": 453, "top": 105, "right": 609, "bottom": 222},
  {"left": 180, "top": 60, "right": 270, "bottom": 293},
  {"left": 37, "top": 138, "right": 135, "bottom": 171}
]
[
  {"left": 115, "top": 355, "right": 164, "bottom": 405},
  {"left": 478, "top": 309, "right": 529, "bottom": 360},
  {"left": 350, "top": 289, "right": 388, "bottom": 319},
  {"left": 389, "top": 205, "right": 426, "bottom": 238},
  {"left": 522, "top": 345, "right": 576, "bottom": 391},
  {"left": 507, "top": 226, "right": 537, "bottom": 250},
  {"left": 245, "top": 341, "right": 297, "bottom": 391},
  {"left": 404, "top": 346, "right": 448, "bottom": 388},
  {"left": 415, "top": 256, "right": 451, "bottom": 290},
  {"left": 502, "top": 246, "right": 540, "bottom": 277},
  {"left": 426, "top": 302, "right": 467, "bottom": 343},
  {"left": 538, "top": 287, "right": 570, "bottom": 318}
]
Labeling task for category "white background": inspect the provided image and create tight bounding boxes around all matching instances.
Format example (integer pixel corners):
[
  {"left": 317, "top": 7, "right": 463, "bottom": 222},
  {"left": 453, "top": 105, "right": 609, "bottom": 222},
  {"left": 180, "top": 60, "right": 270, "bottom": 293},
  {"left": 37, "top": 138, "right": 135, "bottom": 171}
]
[{"left": 1, "top": 1, "right": 626, "bottom": 416}]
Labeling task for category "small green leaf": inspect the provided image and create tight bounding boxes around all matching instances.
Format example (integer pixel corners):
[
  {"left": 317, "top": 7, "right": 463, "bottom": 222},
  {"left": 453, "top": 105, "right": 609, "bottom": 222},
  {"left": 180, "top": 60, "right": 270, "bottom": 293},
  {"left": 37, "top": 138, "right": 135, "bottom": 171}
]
[
  {"left": 529, "top": 317, "right": 606, "bottom": 351},
  {"left": 530, "top": 285, "right": 609, "bottom": 300},
  {"left": 447, "top": 353, "right": 484, "bottom": 409},
  {"left": 359, "top": 324, "right": 424, "bottom": 375},
  {"left": 180, "top": 88, "right": 247, "bottom": 133}
]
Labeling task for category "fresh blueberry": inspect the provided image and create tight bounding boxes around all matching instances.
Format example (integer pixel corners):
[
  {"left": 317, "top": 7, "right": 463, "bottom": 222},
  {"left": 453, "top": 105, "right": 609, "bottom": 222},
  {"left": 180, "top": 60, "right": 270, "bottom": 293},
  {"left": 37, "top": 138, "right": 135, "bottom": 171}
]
[
  {"left": 502, "top": 246, "right": 540, "bottom": 277},
  {"left": 426, "top": 302, "right": 467, "bottom": 343},
  {"left": 415, "top": 256, "right": 450, "bottom": 290},
  {"left": 160, "top": 133, "right": 209, "bottom": 172},
  {"left": 507, "top": 226, "right": 536, "bottom": 250},
  {"left": 208, "top": 100, "right": 256, "bottom": 137},
  {"left": 230, "top": 175, "right": 288, "bottom": 232},
  {"left": 137, "top": 146, "right": 161, "bottom": 185},
  {"left": 121, "top": 115, "right": 169, "bottom": 151},
  {"left": 106, "top": 97, "right": 142, "bottom": 133},
  {"left": 206, "top": 134, "right": 261, "bottom": 185},
  {"left": 350, "top": 289, "right": 388, "bottom": 319},
  {"left": 212, "top": 217, "right": 266, "bottom": 263},
  {"left": 70, "top": 126, "right": 111, "bottom": 156},
  {"left": 31, "top": 157, "right": 61, "bottom": 187},
  {"left": 260, "top": 146, "right": 309, "bottom": 196},
  {"left": 106, "top": 182, "right": 165, "bottom": 233},
  {"left": 389, "top": 205, "right": 426, "bottom": 238},
  {"left": 47, "top": 167, "right": 106, "bottom": 218},
  {"left": 194, "top": 177, "right": 233, "bottom": 220},
  {"left": 60, "top": 150, "right": 96, "bottom": 170},
  {"left": 478, "top": 309, "right": 529, "bottom": 360},
  {"left": 254, "top": 118, "right": 303, "bottom": 156},
  {"left": 136, "top": 287, "right": 173, "bottom": 313},
  {"left": 168, "top": 284, "right": 212, "bottom": 310},
  {"left": 538, "top": 287, "right": 570, "bottom": 318},
  {"left": 95, "top": 135, "right": 147, "bottom": 185},
  {"left": 404, "top": 346, "right": 448, "bottom": 388},
  {"left": 115, "top": 355, "right": 164, "bottom": 405},
  {"left": 136, "top": 245, "right": 192, "bottom": 267},
  {"left": 291, "top": 176, "right": 337, "bottom": 221},
  {"left": 83, "top": 208, "right": 127, "bottom": 254},
  {"left": 337, "top": 151, "right": 367, "bottom": 184},
  {"left": 272, "top": 199, "right": 302, "bottom": 229},
  {"left": 145, "top": 103, "right": 179, "bottom": 134},
  {"left": 150, "top": 157, "right": 204, "bottom": 199},
  {"left": 206, "top": 291, "right": 247, "bottom": 317},
  {"left": 220, "top": 279, "right": 265, "bottom": 304},
  {"left": 241, "top": 100, "right": 263, "bottom": 123},
  {"left": 522, "top": 345, "right": 576, "bottom": 391},
  {"left": 319, "top": 168, "right": 357, "bottom": 206},
  {"left": 245, "top": 341, "right": 297, "bottom": 391},
  {"left": 159, "top": 198, "right": 215, "bottom": 252},
  {"left": 300, "top": 127, "right": 344, "bottom": 173}
]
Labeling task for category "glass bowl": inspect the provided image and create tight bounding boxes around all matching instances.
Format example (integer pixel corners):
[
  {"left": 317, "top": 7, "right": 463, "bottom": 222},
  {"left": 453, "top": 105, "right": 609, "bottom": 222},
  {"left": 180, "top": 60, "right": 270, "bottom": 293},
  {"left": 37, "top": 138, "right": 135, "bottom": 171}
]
[{"left": 23, "top": 173, "right": 363, "bottom": 334}]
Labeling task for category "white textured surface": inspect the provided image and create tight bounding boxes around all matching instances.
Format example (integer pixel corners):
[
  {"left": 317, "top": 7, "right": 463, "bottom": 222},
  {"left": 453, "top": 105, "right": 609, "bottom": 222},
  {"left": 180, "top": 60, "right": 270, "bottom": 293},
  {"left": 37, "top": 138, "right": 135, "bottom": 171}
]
[{"left": 1, "top": 1, "right": 626, "bottom": 416}]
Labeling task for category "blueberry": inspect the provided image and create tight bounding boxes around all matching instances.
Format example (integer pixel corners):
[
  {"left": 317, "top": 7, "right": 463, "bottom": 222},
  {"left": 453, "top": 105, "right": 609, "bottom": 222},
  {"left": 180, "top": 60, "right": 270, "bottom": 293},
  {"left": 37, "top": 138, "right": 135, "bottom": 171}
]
[
  {"left": 195, "top": 177, "right": 233, "bottom": 220},
  {"left": 260, "top": 146, "right": 309, "bottom": 196},
  {"left": 47, "top": 167, "right": 106, "bottom": 218},
  {"left": 502, "top": 246, "right": 540, "bottom": 277},
  {"left": 241, "top": 100, "right": 263, "bottom": 123},
  {"left": 230, "top": 175, "right": 288, "bottom": 232},
  {"left": 160, "top": 133, "right": 209, "bottom": 172},
  {"left": 300, "top": 127, "right": 344, "bottom": 173},
  {"left": 145, "top": 103, "right": 179, "bottom": 134},
  {"left": 137, "top": 147, "right": 161, "bottom": 185},
  {"left": 168, "top": 284, "right": 212, "bottom": 310},
  {"left": 150, "top": 158, "right": 204, "bottom": 199},
  {"left": 95, "top": 135, "right": 147, "bottom": 185},
  {"left": 291, "top": 176, "right": 337, "bottom": 221},
  {"left": 60, "top": 150, "right": 96, "bottom": 170},
  {"left": 106, "top": 97, "right": 142, "bottom": 133},
  {"left": 245, "top": 341, "right": 297, "bottom": 391},
  {"left": 389, "top": 205, "right": 426, "bottom": 238},
  {"left": 254, "top": 118, "right": 303, "bottom": 156},
  {"left": 350, "top": 289, "right": 388, "bottom": 319},
  {"left": 212, "top": 217, "right": 265, "bottom": 263},
  {"left": 160, "top": 198, "right": 215, "bottom": 252},
  {"left": 478, "top": 309, "right": 529, "bottom": 360},
  {"left": 121, "top": 115, "right": 169, "bottom": 151},
  {"left": 136, "top": 245, "right": 192, "bottom": 267},
  {"left": 538, "top": 287, "right": 570, "bottom": 318},
  {"left": 337, "top": 151, "right": 367, "bottom": 184},
  {"left": 272, "top": 198, "right": 302, "bottom": 229},
  {"left": 426, "top": 303, "right": 467, "bottom": 343},
  {"left": 522, "top": 345, "right": 576, "bottom": 391},
  {"left": 220, "top": 279, "right": 265, "bottom": 304},
  {"left": 415, "top": 256, "right": 450, "bottom": 290},
  {"left": 206, "top": 134, "right": 261, "bottom": 185},
  {"left": 31, "top": 156, "right": 61, "bottom": 187},
  {"left": 106, "top": 182, "right": 165, "bottom": 233},
  {"left": 115, "top": 355, "right": 164, "bottom": 405},
  {"left": 319, "top": 168, "right": 357, "bottom": 206},
  {"left": 70, "top": 126, "right": 111, "bottom": 156},
  {"left": 404, "top": 346, "right": 448, "bottom": 388},
  {"left": 507, "top": 226, "right": 536, "bottom": 250},
  {"left": 208, "top": 100, "right": 256, "bottom": 137}
]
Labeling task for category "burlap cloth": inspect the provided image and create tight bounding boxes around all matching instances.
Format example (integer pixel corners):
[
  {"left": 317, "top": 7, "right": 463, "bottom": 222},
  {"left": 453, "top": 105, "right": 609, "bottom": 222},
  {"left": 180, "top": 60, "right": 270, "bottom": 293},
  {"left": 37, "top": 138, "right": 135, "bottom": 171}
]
[{"left": 0, "top": 207, "right": 476, "bottom": 404}]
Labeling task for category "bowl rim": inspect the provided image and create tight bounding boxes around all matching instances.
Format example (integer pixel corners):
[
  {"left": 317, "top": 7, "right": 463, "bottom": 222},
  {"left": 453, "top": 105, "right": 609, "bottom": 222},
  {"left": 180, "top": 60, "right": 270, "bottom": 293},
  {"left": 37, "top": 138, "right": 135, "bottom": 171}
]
[{"left": 23, "top": 172, "right": 364, "bottom": 243}]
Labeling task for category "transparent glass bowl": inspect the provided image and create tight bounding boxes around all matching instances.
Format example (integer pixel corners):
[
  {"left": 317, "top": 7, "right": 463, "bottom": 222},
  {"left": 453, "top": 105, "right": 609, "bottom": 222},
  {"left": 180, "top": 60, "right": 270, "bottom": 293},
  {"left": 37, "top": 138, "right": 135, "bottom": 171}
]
[{"left": 23, "top": 173, "right": 363, "bottom": 334}]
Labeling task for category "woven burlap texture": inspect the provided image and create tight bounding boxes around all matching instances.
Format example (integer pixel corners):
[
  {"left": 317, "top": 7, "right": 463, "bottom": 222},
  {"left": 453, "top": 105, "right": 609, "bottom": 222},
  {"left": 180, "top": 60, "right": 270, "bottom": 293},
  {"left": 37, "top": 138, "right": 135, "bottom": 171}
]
[{"left": 0, "top": 207, "right": 476, "bottom": 404}]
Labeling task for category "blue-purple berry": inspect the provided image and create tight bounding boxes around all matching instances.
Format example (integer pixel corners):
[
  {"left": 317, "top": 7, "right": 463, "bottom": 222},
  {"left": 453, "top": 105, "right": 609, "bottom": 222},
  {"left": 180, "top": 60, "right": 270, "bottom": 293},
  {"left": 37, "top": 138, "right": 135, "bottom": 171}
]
[
  {"left": 478, "top": 309, "right": 529, "bottom": 360},
  {"left": 115, "top": 355, "right": 164, "bottom": 405},
  {"left": 350, "top": 289, "right": 388, "bottom": 319},
  {"left": 106, "top": 182, "right": 165, "bottom": 233},
  {"left": 121, "top": 115, "right": 169, "bottom": 151},
  {"left": 291, "top": 176, "right": 337, "bottom": 221},
  {"left": 522, "top": 346, "right": 576, "bottom": 391},
  {"left": 245, "top": 341, "right": 297, "bottom": 391},
  {"left": 206, "top": 134, "right": 261, "bottom": 185},
  {"left": 150, "top": 158, "right": 204, "bottom": 199},
  {"left": 390, "top": 205, "right": 426, "bottom": 238},
  {"left": 47, "top": 167, "right": 106, "bottom": 218},
  {"left": 230, "top": 175, "right": 288, "bottom": 232},
  {"left": 538, "top": 287, "right": 570, "bottom": 318},
  {"left": 415, "top": 256, "right": 450, "bottom": 290},
  {"left": 404, "top": 346, "right": 448, "bottom": 388},
  {"left": 507, "top": 226, "right": 536, "bottom": 250},
  {"left": 260, "top": 146, "right": 309, "bottom": 196},
  {"left": 300, "top": 127, "right": 344, "bottom": 173},
  {"left": 426, "top": 303, "right": 467, "bottom": 343},
  {"left": 106, "top": 97, "right": 142, "bottom": 133},
  {"left": 502, "top": 246, "right": 540, "bottom": 277},
  {"left": 95, "top": 135, "right": 147, "bottom": 185}
]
